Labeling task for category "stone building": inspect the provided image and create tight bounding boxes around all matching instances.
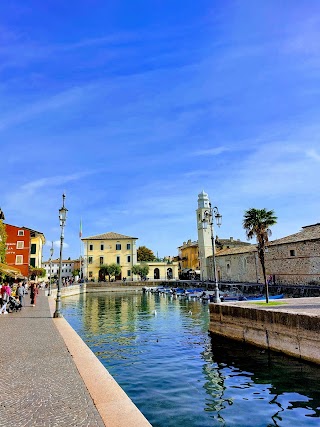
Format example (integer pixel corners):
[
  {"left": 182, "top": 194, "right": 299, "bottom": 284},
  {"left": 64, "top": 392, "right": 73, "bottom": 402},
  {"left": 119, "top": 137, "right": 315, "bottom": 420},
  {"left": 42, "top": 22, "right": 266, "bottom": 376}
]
[
  {"left": 177, "top": 236, "right": 250, "bottom": 279},
  {"left": 214, "top": 223, "right": 320, "bottom": 286},
  {"left": 195, "top": 190, "right": 251, "bottom": 281}
]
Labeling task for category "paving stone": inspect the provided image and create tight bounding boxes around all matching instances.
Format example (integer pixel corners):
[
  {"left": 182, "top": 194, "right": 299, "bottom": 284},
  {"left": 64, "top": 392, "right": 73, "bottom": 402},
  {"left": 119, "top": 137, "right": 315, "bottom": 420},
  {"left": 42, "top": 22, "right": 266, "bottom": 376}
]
[{"left": 0, "top": 291, "right": 105, "bottom": 427}]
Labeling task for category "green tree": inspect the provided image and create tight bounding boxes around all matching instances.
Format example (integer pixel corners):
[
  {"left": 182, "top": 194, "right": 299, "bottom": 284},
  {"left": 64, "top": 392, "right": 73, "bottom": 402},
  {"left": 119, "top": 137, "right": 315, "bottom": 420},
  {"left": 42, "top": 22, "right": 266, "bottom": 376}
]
[
  {"left": 72, "top": 268, "right": 80, "bottom": 277},
  {"left": 0, "top": 219, "right": 7, "bottom": 263},
  {"left": 132, "top": 263, "right": 150, "bottom": 280},
  {"left": 100, "top": 263, "right": 122, "bottom": 281},
  {"left": 29, "top": 266, "right": 46, "bottom": 280},
  {"left": 137, "top": 246, "right": 155, "bottom": 262},
  {"left": 243, "top": 208, "right": 277, "bottom": 303}
]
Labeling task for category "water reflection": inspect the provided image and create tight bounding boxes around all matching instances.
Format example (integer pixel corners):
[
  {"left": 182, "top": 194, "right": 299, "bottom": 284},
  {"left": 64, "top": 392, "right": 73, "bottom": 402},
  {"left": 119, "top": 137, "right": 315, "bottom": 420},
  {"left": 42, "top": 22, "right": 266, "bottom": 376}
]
[
  {"left": 63, "top": 292, "right": 320, "bottom": 427},
  {"left": 201, "top": 335, "right": 320, "bottom": 426}
]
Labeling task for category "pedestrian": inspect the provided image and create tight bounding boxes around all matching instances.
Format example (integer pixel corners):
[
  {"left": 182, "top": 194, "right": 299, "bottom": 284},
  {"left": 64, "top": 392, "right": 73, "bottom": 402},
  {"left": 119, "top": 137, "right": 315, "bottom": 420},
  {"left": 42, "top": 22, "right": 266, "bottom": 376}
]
[
  {"left": 30, "top": 282, "right": 38, "bottom": 307},
  {"left": 16, "top": 282, "right": 25, "bottom": 307},
  {"left": 0, "top": 282, "right": 11, "bottom": 314}
]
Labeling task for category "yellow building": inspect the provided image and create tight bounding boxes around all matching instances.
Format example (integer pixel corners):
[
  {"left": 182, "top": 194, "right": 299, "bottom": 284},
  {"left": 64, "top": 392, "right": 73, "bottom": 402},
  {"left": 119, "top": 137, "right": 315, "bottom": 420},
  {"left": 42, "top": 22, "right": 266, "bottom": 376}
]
[
  {"left": 24, "top": 227, "right": 46, "bottom": 268},
  {"left": 178, "top": 239, "right": 199, "bottom": 273},
  {"left": 81, "top": 232, "right": 138, "bottom": 281}
]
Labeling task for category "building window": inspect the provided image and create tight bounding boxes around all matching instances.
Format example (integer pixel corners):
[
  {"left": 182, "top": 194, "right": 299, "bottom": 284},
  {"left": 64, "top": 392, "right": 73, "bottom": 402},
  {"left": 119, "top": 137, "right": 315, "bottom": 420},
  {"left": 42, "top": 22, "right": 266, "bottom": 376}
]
[
  {"left": 127, "top": 255, "right": 131, "bottom": 263},
  {"left": 116, "top": 243, "right": 121, "bottom": 250},
  {"left": 30, "top": 258, "right": 36, "bottom": 267},
  {"left": 89, "top": 244, "right": 93, "bottom": 251},
  {"left": 243, "top": 258, "right": 247, "bottom": 270},
  {"left": 127, "top": 243, "right": 131, "bottom": 250},
  {"left": 127, "top": 270, "right": 131, "bottom": 277},
  {"left": 18, "top": 230, "right": 24, "bottom": 236},
  {"left": 290, "top": 250, "right": 296, "bottom": 257},
  {"left": 16, "top": 255, "right": 23, "bottom": 264},
  {"left": 100, "top": 244, "right": 104, "bottom": 250},
  {"left": 89, "top": 271, "right": 93, "bottom": 278},
  {"left": 227, "top": 263, "right": 231, "bottom": 273},
  {"left": 88, "top": 256, "right": 93, "bottom": 264},
  {"left": 31, "top": 244, "right": 36, "bottom": 254},
  {"left": 100, "top": 256, "right": 104, "bottom": 265},
  {"left": 116, "top": 256, "right": 120, "bottom": 265},
  {"left": 17, "top": 241, "right": 24, "bottom": 249}
]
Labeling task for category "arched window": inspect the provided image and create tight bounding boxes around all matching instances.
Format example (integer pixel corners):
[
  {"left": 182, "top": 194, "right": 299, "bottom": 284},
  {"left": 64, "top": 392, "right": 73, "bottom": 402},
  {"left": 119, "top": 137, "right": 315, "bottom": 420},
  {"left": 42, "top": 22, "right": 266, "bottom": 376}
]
[{"left": 154, "top": 268, "right": 160, "bottom": 279}]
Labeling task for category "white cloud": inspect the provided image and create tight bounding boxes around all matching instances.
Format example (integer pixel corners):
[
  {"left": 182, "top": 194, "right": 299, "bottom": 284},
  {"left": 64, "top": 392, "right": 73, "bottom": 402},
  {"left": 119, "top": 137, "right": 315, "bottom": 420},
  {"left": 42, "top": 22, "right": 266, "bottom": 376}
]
[
  {"left": 192, "top": 146, "right": 229, "bottom": 156},
  {"left": 306, "top": 149, "right": 320, "bottom": 162}
]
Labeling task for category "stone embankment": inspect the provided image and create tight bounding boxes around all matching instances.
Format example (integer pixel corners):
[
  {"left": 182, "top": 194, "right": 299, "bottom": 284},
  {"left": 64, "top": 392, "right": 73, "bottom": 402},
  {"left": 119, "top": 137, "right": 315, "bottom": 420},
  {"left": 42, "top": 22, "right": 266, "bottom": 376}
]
[{"left": 209, "top": 297, "right": 320, "bottom": 364}]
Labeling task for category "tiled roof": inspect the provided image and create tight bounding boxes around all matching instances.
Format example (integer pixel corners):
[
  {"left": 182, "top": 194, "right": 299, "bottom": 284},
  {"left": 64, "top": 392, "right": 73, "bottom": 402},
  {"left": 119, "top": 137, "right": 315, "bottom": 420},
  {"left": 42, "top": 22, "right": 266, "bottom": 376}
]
[
  {"left": 215, "top": 245, "right": 257, "bottom": 256},
  {"left": 81, "top": 231, "right": 138, "bottom": 241},
  {"left": 268, "top": 223, "right": 320, "bottom": 246},
  {"left": 214, "top": 223, "right": 320, "bottom": 256}
]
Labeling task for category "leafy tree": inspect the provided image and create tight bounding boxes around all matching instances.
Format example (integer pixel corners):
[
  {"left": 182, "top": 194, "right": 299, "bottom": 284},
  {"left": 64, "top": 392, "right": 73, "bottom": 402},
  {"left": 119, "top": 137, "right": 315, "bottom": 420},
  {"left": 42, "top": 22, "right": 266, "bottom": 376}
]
[
  {"left": 72, "top": 268, "right": 80, "bottom": 277},
  {"left": 137, "top": 246, "right": 155, "bottom": 262},
  {"left": 100, "top": 263, "right": 122, "bottom": 281},
  {"left": 243, "top": 208, "right": 277, "bottom": 303},
  {"left": 132, "top": 263, "right": 149, "bottom": 280},
  {"left": 29, "top": 266, "right": 46, "bottom": 280},
  {"left": 0, "top": 219, "right": 7, "bottom": 263}
]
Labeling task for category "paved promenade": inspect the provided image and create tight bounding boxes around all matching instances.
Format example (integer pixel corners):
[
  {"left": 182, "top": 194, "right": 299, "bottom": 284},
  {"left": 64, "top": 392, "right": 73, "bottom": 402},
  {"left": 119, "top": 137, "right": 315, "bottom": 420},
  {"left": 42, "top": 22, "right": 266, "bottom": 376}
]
[
  {"left": 0, "top": 290, "right": 105, "bottom": 427},
  {"left": 236, "top": 296, "right": 320, "bottom": 315}
]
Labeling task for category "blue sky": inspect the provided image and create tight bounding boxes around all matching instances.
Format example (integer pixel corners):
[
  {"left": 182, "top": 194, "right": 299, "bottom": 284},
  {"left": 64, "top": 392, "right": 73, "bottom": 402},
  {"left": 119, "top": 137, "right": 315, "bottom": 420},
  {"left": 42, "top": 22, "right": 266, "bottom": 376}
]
[{"left": 1, "top": 0, "right": 320, "bottom": 261}]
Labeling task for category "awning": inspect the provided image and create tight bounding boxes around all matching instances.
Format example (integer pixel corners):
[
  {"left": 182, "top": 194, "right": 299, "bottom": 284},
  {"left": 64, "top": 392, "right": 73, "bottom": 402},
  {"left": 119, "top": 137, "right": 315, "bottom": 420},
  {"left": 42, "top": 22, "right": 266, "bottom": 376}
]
[{"left": 0, "top": 262, "right": 24, "bottom": 279}]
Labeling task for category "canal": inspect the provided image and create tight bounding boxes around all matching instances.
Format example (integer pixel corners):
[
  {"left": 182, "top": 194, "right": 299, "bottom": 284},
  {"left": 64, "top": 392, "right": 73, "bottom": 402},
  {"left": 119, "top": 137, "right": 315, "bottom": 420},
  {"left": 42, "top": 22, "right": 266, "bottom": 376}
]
[{"left": 62, "top": 292, "right": 320, "bottom": 427}]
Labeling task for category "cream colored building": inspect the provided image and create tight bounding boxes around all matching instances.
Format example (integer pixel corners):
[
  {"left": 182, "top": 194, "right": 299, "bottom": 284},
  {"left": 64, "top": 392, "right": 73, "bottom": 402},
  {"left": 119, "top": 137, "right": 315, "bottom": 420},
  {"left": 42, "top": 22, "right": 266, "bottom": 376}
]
[
  {"left": 81, "top": 232, "right": 138, "bottom": 281},
  {"left": 141, "top": 261, "right": 179, "bottom": 281}
]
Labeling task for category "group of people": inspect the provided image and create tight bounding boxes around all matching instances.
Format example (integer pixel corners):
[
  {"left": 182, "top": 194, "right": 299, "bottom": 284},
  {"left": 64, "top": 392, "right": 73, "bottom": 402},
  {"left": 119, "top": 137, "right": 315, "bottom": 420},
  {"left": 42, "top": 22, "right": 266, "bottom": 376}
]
[{"left": 0, "top": 281, "right": 39, "bottom": 314}]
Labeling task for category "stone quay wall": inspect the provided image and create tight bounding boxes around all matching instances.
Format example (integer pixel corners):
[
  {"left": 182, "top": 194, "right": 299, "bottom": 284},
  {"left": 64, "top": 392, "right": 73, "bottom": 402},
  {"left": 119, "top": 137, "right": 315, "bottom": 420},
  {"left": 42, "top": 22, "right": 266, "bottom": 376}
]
[
  {"left": 50, "top": 282, "right": 149, "bottom": 298},
  {"left": 209, "top": 303, "right": 320, "bottom": 364}
]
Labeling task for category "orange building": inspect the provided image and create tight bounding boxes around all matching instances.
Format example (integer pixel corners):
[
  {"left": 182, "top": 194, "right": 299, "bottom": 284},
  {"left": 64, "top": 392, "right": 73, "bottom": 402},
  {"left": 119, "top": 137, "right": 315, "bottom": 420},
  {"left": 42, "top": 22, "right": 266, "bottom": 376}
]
[{"left": 5, "top": 223, "right": 31, "bottom": 277}]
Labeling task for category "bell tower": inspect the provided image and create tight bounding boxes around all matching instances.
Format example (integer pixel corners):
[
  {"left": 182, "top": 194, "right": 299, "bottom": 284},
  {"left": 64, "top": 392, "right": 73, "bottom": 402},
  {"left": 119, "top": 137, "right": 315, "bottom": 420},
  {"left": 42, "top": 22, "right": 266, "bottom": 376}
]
[{"left": 196, "top": 191, "right": 212, "bottom": 280}]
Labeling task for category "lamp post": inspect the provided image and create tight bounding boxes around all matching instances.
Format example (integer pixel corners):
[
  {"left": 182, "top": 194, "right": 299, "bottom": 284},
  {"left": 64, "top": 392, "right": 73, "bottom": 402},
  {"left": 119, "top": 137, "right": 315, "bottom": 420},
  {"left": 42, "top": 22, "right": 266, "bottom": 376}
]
[
  {"left": 53, "top": 194, "right": 68, "bottom": 318},
  {"left": 202, "top": 203, "right": 222, "bottom": 303},
  {"left": 48, "top": 241, "right": 54, "bottom": 296}
]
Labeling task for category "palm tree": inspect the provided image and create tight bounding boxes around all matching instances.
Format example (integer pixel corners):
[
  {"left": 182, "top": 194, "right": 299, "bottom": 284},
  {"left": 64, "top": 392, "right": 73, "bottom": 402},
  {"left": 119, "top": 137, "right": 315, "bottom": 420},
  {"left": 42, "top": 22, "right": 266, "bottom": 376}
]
[{"left": 243, "top": 208, "right": 277, "bottom": 303}]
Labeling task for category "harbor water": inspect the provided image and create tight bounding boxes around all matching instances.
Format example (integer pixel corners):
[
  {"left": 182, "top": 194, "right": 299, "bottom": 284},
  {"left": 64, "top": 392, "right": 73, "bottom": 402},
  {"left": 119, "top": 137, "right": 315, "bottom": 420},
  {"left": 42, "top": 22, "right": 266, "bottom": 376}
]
[{"left": 62, "top": 292, "right": 320, "bottom": 427}]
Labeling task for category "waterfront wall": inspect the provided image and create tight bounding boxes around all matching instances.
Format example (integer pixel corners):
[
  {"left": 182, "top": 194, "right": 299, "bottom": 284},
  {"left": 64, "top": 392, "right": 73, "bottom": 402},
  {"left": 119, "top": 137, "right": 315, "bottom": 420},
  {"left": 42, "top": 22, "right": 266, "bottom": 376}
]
[
  {"left": 50, "top": 281, "right": 172, "bottom": 298},
  {"left": 209, "top": 303, "right": 320, "bottom": 364}
]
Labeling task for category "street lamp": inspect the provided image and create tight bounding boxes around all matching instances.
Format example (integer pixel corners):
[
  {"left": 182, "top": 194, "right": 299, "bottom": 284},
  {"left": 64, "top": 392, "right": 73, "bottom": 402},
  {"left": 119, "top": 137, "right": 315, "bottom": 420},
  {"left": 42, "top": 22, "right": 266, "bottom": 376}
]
[
  {"left": 48, "top": 241, "right": 54, "bottom": 296},
  {"left": 53, "top": 194, "right": 68, "bottom": 318},
  {"left": 202, "top": 203, "right": 222, "bottom": 303}
]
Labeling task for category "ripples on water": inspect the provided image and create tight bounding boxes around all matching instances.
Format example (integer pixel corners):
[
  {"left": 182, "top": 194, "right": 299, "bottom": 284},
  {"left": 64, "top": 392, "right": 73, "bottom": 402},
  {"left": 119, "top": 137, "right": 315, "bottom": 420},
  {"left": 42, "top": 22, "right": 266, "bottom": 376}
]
[{"left": 62, "top": 292, "right": 320, "bottom": 427}]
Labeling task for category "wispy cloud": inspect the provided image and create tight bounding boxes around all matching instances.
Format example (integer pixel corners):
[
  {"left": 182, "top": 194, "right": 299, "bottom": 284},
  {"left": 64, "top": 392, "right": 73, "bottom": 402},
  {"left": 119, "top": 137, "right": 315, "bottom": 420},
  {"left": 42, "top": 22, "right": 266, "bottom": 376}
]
[
  {"left": 0, "top": 86, "right": 89, "bottom": 131},
  {"left": 306, "top": 149, "right": 320, "bottom": 162},
  {"left": 192, "top": 146, "right": 230, "bottom": 156}
]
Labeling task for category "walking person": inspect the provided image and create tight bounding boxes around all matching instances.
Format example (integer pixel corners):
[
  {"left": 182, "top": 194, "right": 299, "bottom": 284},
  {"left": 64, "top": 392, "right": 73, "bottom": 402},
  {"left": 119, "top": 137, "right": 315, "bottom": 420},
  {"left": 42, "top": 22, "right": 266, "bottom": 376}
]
[
  {"left": 30, "top": 283, "right": 38, "bottom": 307},
  {"left": 0, "top": 282, "right": 11, "bottom": 314},
  {"left": 16, "top": 282, "right": 25, "bottom": 307}
]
